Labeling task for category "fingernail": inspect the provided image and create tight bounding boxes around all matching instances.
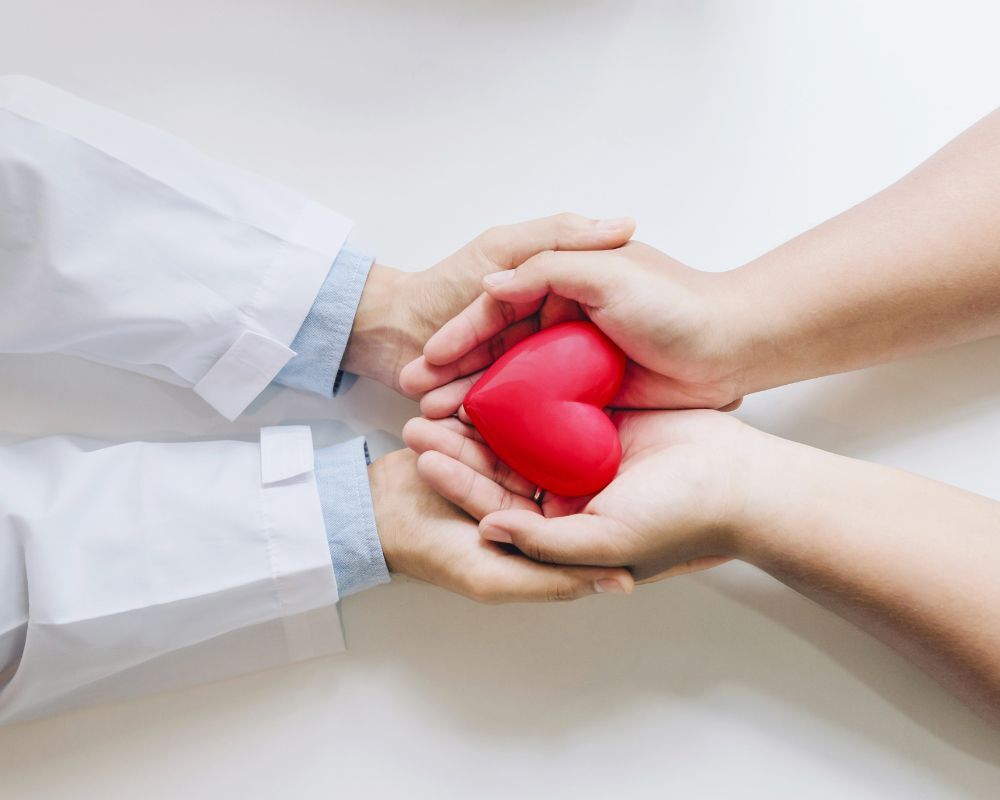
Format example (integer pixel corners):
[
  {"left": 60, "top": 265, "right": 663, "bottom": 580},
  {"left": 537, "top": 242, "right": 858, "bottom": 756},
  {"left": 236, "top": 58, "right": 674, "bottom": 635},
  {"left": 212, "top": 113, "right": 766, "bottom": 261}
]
[
  {"left": 596, "top": 217, "right": 631, "bottom": 231},
  {"left": 593, "top": 578, "right": 627, "bottom": 594},
  {"left": 484, "top": 270, "right": 516, "bottom": 287},
  {"left": 481, "top": 524, "right": 512, "bottom": 544}
]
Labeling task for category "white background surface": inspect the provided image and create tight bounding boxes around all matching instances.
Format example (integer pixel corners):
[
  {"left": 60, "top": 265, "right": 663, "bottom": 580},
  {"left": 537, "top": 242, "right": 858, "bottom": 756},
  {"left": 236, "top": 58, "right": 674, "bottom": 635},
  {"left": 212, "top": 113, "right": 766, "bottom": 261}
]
[{"left": 1, "top": 0, "right": 999, "bottom": 796}]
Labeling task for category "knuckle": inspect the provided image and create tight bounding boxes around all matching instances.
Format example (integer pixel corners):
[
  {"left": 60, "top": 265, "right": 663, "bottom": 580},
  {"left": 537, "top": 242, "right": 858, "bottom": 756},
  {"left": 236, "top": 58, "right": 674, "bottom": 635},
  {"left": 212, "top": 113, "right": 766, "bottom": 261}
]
[
  {"left": 545, "top": 582, "right": 579, "bottom": 603},
  {"left": 462, "top": 574, "right": 490, "bottom": 604},
  {"left": 467, "top": 588, "right": 489, "bottom": 604},
  {"left": 490, "top": 457, "right": 511, "bottom": 487},
  {"left": 526, "top": 250, "right": 555, "bottom": 275},
  {"left": 598, "top": 535, "right": 628, "bottom": 565},
  {"left": 457, "top": 470, "right": 477, "bottom": 507},
  {"left": 454, "top": 432, "right": 468, "bottom": 462},
  {"left": 477, "top": 226, "right": 503, "bottom": 249},
  {"left": 554, "top": 211, "right": 585, "bottom": 230},
  {"left": 474, "top": 227, "right": 508, "bottom": 264},
  {"left": 485, "top": 331, "right": 509, "bottom": 364},
  {"left": 496, "top": 301, "right": 518, "bottom": 327},
  {"left": 462, "top": 566, "right": 504, "bottom": 604},
  {"left": 497, "top": 490, "right": 515, "bottom": 512},
  {"left": 472, "top": 587, "right": 502, "bottom": 605},
  {"left": 521, "top": 537, "right": 549, "bottom": 564}
]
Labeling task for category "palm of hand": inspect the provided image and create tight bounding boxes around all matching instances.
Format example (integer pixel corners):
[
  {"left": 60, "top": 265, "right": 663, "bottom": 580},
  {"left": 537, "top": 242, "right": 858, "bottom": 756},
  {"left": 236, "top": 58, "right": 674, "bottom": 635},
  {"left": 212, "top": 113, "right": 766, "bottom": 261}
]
[{"left": 564, "top": 411, "right": 745, "bottom": 580}]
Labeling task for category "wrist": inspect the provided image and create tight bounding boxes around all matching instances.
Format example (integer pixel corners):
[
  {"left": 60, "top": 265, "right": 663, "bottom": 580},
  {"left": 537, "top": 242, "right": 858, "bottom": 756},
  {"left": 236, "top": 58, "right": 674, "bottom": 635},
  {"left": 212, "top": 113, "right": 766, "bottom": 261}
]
[
  {"left": 723, "top": 248, "right": 861, "bottom": 397},
  {"left": 710, "top": 264, "right": 787, "bottom": 400},
  {"left": 727, "top": 428, "right": 834, "bottom": 568},
  {"left": 342, "top": 264, "right": 413, "bottom": 390}
]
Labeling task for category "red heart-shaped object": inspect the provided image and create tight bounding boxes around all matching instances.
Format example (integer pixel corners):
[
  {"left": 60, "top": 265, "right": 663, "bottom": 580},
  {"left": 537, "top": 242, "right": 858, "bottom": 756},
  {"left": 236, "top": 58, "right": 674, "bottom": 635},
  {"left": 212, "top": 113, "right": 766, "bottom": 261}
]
[{"left": 463, "top": 321, "right": 626, "bottom": 497}]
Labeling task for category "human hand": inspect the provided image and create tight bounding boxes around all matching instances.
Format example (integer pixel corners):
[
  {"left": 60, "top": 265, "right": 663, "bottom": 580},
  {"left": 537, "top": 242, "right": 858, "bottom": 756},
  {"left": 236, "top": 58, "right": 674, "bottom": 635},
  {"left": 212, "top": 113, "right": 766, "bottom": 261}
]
[
  {"left": 398, "top": 241, "right": 749, "bottom": 416},
  {"left": 341, "top": 214, "right": 635, "bottom": 395},
  {"left": 410, "top": 392, "right": 1000, "bottom": 722},
  {"left": 403, "top": 410, "right": 767, "bottom": 582},
  {"left": 368, "top": 447, "right": 634, "bottom": 602}
]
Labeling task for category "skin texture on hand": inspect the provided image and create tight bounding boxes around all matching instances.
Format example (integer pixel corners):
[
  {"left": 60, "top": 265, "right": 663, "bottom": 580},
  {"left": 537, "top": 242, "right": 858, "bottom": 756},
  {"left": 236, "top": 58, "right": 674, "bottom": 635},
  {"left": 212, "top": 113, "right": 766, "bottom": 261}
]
[
  {"left": 367, "top": 447, "right": 634, "bottom": 603},
  {"left": 341, "top": 213, "right": 636, "bottom": 395},
  {"left": 405, "top": 411, "right": 747, "bottom": 583},
  {"left": 402, "top": 110, "right": 1000, "bottom": 417},
  {"left": 399, "top": 241, "right": 750, "bottom": 416},
  {"left": 346, "top": 215, "right": 637, "bottom": 606},
  {"left": 408, "top": 410, "right": 1000, "bottom": 723}
]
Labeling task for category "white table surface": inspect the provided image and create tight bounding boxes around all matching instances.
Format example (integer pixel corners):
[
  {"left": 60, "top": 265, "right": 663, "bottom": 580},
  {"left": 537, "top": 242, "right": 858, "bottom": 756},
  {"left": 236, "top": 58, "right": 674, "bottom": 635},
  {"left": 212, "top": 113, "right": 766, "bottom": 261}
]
[{"left": 1, "top": 1, "right": 999, "bottom": 796}]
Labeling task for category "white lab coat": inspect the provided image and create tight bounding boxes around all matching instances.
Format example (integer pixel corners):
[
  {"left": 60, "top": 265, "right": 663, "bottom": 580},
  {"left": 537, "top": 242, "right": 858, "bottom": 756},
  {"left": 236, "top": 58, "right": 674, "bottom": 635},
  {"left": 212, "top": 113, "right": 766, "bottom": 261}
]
[{"left": 0, "top": 77, "right": 349, "bottom": 723}]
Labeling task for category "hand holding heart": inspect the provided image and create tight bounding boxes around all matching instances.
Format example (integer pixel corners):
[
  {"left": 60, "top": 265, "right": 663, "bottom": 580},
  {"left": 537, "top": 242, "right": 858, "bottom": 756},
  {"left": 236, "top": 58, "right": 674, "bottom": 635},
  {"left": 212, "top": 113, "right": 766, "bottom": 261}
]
[
  {"left": 355, "top": 213, "right": 642, "bottom": 603},
  {"left": 344, "top": 212, "right": 636, "bottom": 395},
  {"left": 397, "top": 238, "right": 759, "bottom": 582},
  {"left": 398, "top": 240, "right": 751, "bottom": 416},
  {"left": 370, "top": 447, "right": 634, "bottom": 603},
  {"left": 403, "top": 410, "right": 755, "bottom": 582}
]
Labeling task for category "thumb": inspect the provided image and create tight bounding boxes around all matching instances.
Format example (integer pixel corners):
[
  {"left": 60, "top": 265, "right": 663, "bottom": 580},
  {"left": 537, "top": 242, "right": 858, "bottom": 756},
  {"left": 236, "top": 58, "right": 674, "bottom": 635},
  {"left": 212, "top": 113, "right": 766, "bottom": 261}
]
[
  {"left": 480, "top": 509, "right": 625, "bottom": 567},
  {"left": 481, "top": 248, "right": 618, "bottom": 307}
]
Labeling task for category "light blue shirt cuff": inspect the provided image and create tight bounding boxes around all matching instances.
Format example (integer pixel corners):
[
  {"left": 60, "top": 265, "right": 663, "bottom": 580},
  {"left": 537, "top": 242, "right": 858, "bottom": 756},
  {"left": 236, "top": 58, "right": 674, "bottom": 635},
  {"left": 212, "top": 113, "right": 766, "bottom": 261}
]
[
  {"left": 274, "top": 243, "right": 374, "bottom": 397},
  {"left": 314, "top": 437, "right": 391, "bottom": 597}
]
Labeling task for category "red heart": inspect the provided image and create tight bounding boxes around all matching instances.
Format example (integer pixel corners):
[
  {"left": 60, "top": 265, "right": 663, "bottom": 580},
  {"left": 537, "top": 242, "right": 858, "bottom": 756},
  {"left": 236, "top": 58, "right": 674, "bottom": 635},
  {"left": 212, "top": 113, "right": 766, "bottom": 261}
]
[{"left": 463, "top": 321, "right": 626, "bottom": 497}]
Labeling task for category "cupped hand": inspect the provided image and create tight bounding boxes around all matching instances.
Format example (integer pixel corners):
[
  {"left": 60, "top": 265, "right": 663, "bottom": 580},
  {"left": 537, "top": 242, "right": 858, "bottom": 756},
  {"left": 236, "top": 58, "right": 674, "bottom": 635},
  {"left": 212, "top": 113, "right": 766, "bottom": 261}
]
[
  {"left": 369, "top": 447, "right": 634, "bottom": 602},
  {"left": 403, "top": 410, "right": 762, "bottom": 582},
  {"left": 398, "top": 241, "right": 749, "bottom": 417},
  {"left": 341, "top": 214, "right": 635, "bottom": 394}
]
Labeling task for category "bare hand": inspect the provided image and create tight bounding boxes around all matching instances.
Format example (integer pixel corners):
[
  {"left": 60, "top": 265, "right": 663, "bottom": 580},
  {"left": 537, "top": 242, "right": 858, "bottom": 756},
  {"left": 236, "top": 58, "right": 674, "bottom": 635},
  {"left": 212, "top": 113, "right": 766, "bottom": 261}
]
[
  {"left": 402, "top": 410, "right": 756, "bottom": 583},
  {"left": 399, "top": 241, "right": 748, "bottom": 416},
  {"left": 370, "top": 447, "right": 634, "bottom": 602},
  {"left": 343, "top": 214, "right": 635, "bottom": 394}
]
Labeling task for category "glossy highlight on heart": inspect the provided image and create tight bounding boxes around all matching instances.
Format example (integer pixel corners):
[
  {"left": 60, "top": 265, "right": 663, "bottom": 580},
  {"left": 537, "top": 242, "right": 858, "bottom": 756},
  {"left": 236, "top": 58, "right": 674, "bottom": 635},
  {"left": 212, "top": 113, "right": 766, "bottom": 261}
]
[{"left": 463, "top": 321, "right": 626, "bottom": 496}]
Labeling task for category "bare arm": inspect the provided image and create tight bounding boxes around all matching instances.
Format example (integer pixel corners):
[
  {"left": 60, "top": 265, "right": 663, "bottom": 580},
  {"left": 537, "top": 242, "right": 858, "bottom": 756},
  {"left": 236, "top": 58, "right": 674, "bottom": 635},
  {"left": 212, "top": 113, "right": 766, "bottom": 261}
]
[
  {"left": 733, "top": 109, "right": 1000, "bottom": 393},
  {"left": 407, "top": 411, "right": 1000, "bottom": 723},
  {"left": 742, "top": 430, "right": 1000, "bottom": 721},
  {"left": 404, "top": 109, "right": 1000, "bottom": 412}
]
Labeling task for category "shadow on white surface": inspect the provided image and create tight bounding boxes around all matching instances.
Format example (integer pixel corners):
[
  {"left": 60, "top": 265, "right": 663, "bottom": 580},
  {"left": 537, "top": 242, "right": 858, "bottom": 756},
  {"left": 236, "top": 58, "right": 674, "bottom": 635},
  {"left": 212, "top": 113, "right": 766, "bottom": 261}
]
[
  {"left": 2, "top": 335, "right": 1000, "bottom": 798},
  {"left": 3, "top": 572, "right": 998, "bottom": 798},
  {"left": 344, "top": 573, "right": 1000, "bottom": 758},
  {"left": 2, "top": 0, "right": 1000, "bottom": 793},
  {"left": 737, "top": 335, "right": 1000, "bottom": 466}
]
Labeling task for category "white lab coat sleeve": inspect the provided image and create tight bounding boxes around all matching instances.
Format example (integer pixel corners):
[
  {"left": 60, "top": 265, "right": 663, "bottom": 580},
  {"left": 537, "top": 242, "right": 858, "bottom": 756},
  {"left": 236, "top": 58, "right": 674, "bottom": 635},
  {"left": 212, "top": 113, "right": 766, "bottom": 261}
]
[
  {"left": 0, "top": 75, "right": 352, "bottom": 420},
  {"left": 0, "top": 425, "right": 344, "bottom": 725}
]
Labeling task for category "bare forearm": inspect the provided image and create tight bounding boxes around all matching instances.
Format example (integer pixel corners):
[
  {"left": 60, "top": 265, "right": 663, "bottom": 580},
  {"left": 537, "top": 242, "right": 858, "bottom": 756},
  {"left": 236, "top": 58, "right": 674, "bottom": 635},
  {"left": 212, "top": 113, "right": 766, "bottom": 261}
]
[
  {"left": 730, "top": 109, "right": 1000, "bottom": 395},
  {"left": 741, "top": 435, "right": 1000, "bottom": 721}
]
